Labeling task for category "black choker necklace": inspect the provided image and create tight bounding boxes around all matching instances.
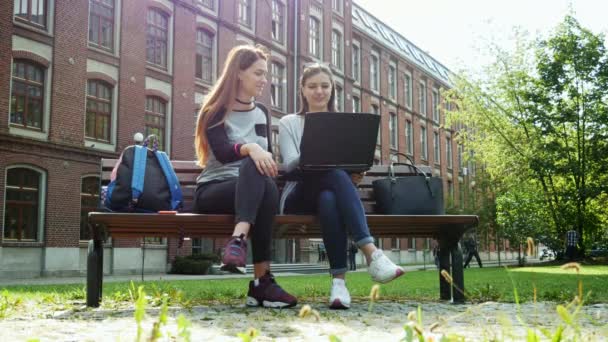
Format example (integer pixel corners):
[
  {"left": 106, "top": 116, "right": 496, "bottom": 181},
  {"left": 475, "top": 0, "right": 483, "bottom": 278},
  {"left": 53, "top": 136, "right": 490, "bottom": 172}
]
[{"left": 236, "top": 98, "right": 254, "bottom": 105}]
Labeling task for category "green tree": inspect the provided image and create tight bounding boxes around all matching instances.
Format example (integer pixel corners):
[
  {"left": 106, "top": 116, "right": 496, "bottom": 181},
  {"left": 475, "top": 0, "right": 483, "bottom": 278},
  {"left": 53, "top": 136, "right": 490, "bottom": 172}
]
[{"left": 446, "top": 16, "right": 608, "bottom": 254}]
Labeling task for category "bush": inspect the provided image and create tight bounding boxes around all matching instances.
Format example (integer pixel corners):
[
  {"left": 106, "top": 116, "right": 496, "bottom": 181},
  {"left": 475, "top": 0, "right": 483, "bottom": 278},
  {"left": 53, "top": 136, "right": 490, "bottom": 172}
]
[{"left": 171, "top": 253, "right": 218, "bottom": 275}]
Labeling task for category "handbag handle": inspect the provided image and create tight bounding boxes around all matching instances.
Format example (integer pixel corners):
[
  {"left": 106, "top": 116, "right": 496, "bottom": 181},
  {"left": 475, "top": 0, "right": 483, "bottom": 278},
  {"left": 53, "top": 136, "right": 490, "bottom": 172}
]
[{"left": 387, "top": 152, "right": 435, "bottom": 198}]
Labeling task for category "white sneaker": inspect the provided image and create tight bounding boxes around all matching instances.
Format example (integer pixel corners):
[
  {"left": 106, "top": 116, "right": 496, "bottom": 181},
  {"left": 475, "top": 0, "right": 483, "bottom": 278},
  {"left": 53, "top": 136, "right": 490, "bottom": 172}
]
[
  {"left": 368, "top": 250, "right": 405, "bottom": 283},
  {"left": 329, "top": 278, "right": 351, "bottom": 309}
]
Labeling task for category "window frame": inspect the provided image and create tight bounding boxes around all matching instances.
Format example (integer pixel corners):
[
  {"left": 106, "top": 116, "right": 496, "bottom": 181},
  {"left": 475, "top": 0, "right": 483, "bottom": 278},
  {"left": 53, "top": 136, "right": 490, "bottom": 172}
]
[
  {"left": 85, "top": 79, "right": 113, "bottom": 142},
  {"left": 88, "top": 0, "right": 115, "bottom": 52},
  {"left": 405, "top": 120, "right": 413, "bottom": 155},
  {"left": 433, "top": 131, "right": 440, "bottom": 165},
  {"left": 370, "top": 50, "right": 379, "bottom": 92},
  {"left": 331, "top": 29, "right": 343, "bottom": 70},
  {"left": 10, "top": 60, "right": 45, "bottom": 131},
  {"left": 404, "top": 72, "right": 412, "bottom": 109},
  {"left": 13, "top": 0, "right": 47, "bottom": 29},
  {"left": 146, "top": 7, "right": 169, "bottom": 69},
  {"left": 446, "top": 136, "right": 453, "bottom": 169},
  {"left": 432, "top": 88, "right": 440, "bottom": 122},
  {"left": 3, "top": 166, "right": 46, "bottom": 242},
  {"left": 237, "top": 0, "right": 252, "bottom": 28},
  {"left": 418, "top": 81, "right": 427, "bottom": 115},
  {"left": 309, "top": 16, "right": 321, "bottom": 58},
  {"left": 271, "top": 0, "right": 285, "bottom": 44},
  {"left": 270, "top": 61, "right": 285, "bottom": 111},
  {"left": 420, "top": 124, "right": 428, "bottom": 160},
  {"left": 388, "top": 63, "right": 397, "bottom": 100},
  {"left": 389, "top": 112, "right": 398, "bottom": 149},
  {"left": 144, "top": 96, "right": 168, "bottom": 151},
  {"left": 351, "top": 40, "right": 361, "bottom": 83},
  {"left": 79, "top": 175, "right": 100, "bottom": 241},
  {"left": 195, "top": 28, "right": 214, "bottom": 83}
]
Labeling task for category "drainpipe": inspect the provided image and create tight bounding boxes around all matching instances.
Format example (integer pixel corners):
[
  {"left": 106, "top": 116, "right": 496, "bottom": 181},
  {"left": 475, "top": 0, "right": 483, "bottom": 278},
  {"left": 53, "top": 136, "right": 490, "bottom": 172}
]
[{"left": 293, "top": 0, "right": 299, "bottom": 113}]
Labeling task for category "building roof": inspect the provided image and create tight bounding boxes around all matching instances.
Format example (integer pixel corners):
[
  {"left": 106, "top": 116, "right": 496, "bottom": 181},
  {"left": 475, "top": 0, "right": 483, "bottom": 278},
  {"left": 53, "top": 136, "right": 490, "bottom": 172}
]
[{"left": 352, "top": 2, "right": 453, "bottom": 86}]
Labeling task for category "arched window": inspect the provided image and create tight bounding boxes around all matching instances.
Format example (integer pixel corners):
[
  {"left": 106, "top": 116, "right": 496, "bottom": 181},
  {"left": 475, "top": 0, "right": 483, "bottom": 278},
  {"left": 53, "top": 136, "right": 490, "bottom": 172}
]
[
  {"left": 146, "top": 8, "right": 168, "bottom": 68},
  {"left": 10, "top": 60, "right": 45, "bottom": 130},
  {"left": 80, "top": 176, "right": 100, "bottom": 240},
  {"left": 4, "top": 167, "right": 43, "bottom": 241},
  {"left": 145, "top": 96, "right": 167, "bottom": 150},
  {"left": 86, "top": 80, "right": 112, "bottom": 142}
]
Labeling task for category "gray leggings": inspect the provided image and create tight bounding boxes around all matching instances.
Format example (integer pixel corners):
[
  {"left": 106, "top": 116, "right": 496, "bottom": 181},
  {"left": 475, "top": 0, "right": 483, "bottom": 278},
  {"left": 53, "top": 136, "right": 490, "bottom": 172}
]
[{"left": 193, "top": 157, "right": 278, "bottom": 263}]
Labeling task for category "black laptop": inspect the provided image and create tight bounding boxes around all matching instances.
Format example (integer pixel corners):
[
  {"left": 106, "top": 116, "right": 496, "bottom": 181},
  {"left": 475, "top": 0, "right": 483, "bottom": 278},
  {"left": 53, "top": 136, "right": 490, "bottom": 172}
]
[{"left": 299, "top": 112, "right": 380, "bottom": 173}]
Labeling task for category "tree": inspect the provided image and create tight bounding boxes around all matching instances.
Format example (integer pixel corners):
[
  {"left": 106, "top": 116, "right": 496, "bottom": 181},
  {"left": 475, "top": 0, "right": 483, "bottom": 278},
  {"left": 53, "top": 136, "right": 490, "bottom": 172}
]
[{"left": 446, "top": 16, "right": 608, "bottom": 254}]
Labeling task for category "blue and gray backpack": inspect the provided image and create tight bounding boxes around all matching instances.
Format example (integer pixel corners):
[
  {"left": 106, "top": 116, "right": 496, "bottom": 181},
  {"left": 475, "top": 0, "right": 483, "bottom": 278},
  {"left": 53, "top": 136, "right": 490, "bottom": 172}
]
[{"left": 104, "top": 140, "right": 182, "bottom": 212}]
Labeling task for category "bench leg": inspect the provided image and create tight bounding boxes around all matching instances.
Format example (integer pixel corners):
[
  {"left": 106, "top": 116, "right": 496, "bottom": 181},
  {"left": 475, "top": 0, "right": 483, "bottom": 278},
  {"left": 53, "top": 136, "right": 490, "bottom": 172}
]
[
  {"left": 438, "top": 242, "right": 451, "bottom": 300},
  {"left": 450, "top": 246, "right": 465, "bottom": 303},
  {"left": 86, "top": 238, "right": 104, "bottom": 307}
]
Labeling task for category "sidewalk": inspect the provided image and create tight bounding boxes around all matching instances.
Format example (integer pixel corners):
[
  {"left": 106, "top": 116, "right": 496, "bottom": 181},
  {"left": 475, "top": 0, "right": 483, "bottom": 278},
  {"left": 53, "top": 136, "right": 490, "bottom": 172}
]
[{"left": 0, "top": 258, "right": 537, "bottom": 287}]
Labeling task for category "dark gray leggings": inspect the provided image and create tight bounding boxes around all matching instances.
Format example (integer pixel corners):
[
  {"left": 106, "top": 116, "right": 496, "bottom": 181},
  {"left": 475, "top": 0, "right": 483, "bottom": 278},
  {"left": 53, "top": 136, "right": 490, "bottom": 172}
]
[{"left": 193, "top": 157, "right": 278, "bottom": 263}]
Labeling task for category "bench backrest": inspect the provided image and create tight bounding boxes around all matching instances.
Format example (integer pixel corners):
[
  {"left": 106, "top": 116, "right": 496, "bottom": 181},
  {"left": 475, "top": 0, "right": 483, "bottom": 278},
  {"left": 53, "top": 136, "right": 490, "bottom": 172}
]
[{"left": 100, "top": 159, "right": 429, "bottom": 214}]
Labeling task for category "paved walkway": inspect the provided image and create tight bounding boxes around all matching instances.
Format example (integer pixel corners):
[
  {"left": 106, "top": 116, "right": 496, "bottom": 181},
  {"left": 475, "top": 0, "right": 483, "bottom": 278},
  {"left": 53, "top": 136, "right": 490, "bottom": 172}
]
[{"left": 0, "top": 259, "right": 527, "bottom": 286}]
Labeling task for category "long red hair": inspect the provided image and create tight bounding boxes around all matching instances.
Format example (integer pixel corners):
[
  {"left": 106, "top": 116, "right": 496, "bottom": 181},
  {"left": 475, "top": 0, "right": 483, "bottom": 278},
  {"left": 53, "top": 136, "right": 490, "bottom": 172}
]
[{"left": 195, "top": 45, "right": 269, "bottom": 166}]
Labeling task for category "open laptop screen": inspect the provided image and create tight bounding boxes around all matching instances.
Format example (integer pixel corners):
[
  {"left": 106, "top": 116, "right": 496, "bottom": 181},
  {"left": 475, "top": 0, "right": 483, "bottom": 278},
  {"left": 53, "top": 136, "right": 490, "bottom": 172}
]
[{"left": 299, "top": 112, "right": 380, "bottom": 172}]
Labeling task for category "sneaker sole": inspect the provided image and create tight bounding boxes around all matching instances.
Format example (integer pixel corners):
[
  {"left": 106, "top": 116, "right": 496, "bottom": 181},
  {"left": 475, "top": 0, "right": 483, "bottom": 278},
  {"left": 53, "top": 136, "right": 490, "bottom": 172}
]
[
  {"left": 220, "top": 263, "right": 246, "bottom": 274},
  {"left": 329, "top": 298, "right": 350, "bottom": 310},
  {"left": 262, "top": 300, "right": 297, "bottom": 309},
  {"left": 373, "top": 268, "right": 405, "bottom": 284}
]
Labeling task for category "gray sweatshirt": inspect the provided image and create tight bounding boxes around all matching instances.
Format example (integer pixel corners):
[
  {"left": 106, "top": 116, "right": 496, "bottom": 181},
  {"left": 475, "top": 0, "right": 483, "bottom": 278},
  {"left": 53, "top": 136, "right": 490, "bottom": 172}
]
[
  {"left": 278, "top": 113, "right": 305, "bottom": 213},
  {"left": 197, "top": 106, "right": 271, "bottom": 184}
]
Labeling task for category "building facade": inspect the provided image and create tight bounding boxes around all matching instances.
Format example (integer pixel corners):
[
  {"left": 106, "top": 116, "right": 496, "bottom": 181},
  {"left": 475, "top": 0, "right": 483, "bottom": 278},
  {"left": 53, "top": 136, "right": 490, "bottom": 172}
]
[{"left": 0, "top": 0, "right": 513, "bottom": 278}]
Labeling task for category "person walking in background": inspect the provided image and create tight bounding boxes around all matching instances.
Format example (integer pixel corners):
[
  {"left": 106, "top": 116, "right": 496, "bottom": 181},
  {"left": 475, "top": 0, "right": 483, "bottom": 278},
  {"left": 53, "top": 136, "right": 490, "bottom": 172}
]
[
  {"left": 348, "top": 241, "right": 358, "bottom": 271},
  {"left": 565, "top": 228, "right": 579, "bottom": 261},
  {"left": 463, "top": 234, "right": 483, "bottom": 268}
]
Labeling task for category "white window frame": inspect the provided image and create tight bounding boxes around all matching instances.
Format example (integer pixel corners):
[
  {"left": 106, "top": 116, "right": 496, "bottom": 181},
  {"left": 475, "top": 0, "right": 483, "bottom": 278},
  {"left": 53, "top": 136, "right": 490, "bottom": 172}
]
[
  {"left": 270, "top": 0, "right": 286, "bottom": 45},
  {"left": 237, "top": 0, "right": 255, "bottom": 30},
  {"left": 145, "top": 77, "right": 173, "bottom": 156},
  {"left": 389, "top": 112, "right": 398, "bottom": 149},
  {"left": 13, "top": 0, "right": 56, "bottom": 35},
  {"left": 418, "top": 81, "right": 427, "bottom": 115},
  {"left": 446, "top": 135, "right": 453, "bottom": 169},
  {"left": 388, "top": 62, "right": 397, "bottom": 100},
  {"left": 433, "top": 131, "right": 440, "bottom": 165},
  {"left": 3, "top": 165, "right": 47, "bottom": 242},
  {"left": 404, "top": 71, "right": 412, "bottom": 109},
  {"left": 335, "top": 82, "right": 344, "bottom": 111},
  {"left": 308, "top": 16, "right": 321, "bottom": 59},
  {"left": 331, "top": 28, "right": 343, "bottom": 70},
  {"left": 432, "top": 88, "right": 440, "bottom": 122},
  {"left": 145, "top": 4, "right": 174, "bottom": 75},
  {"left": 87, "top": 0, "right": 122, "bottom": 57},
  {"left": 370, "top": 50, "right": 379, "bottom": 92},
  {"left": 352, "top": 95, "right": 360, "bottom": 112},
  {"left": 84, "top": 59, "right": 119, "bottom": 151},
  {"left": 420, "top": 124, "right": 428, "bottom": 160},
  {"left": 405, "top": 119, "right": 413, "bottom": 155},
  {"left": 332, "top": 0, "right": 343, "bottom": 15},
  {"left": 351, "top": 40, "right": 361, "bottom": 83},
  {"left": 270, "top": 61, "right": 286, "bottom": 112}
]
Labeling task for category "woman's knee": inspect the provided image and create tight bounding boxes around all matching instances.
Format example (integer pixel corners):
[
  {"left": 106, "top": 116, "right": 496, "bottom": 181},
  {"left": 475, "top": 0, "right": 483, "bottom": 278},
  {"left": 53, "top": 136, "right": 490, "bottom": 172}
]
[{"left": 263, "top": 177, "right": 279, "bottom": 204}]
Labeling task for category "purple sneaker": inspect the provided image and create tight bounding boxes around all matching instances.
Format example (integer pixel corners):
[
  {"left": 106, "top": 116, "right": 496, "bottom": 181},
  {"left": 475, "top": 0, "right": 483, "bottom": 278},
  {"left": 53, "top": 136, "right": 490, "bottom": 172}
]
[
  {"left": 220, "top": 234, "right": 247, "bottom": 274},
  {"left": 246, "top": 272, "right": 298, "bottom": 308}
]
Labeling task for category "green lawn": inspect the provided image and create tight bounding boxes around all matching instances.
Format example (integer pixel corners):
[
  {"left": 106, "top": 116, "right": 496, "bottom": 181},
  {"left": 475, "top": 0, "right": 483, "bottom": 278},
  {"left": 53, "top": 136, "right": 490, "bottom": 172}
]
[{"left": 2, "top": 265, "right": 607, "bottom": 306}]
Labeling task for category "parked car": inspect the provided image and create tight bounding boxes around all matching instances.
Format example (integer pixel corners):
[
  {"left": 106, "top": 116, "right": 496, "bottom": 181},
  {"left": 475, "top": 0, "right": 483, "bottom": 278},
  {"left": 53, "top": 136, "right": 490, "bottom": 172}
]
[
  {"left": 589, "top": 245, "right": 608, "bottom": 258},
  {"left": 540, "top": 248, "right": 555, "bottom": 261}
]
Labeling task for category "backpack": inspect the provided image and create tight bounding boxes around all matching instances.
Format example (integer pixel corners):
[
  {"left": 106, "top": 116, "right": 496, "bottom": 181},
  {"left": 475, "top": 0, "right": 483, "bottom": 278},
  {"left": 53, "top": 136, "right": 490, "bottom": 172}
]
[{"left": 103, "top": 140, "right": 183, "bottom": 212}]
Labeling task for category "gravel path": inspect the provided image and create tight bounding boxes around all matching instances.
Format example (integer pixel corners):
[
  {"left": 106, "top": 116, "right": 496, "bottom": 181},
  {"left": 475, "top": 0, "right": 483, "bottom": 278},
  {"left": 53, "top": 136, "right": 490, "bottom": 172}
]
[{"left": 1, "top": 300, "right": 606, "bottom": 341}]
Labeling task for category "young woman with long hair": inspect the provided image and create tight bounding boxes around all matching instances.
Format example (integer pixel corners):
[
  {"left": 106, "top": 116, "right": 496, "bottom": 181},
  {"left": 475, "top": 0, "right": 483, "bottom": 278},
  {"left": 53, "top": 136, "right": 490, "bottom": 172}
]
[
  {"left": 194, "top": 45, "right": 296, "bottom": 308},
  {"left": 278, "top": 63, "right": 404, "bottom": 310}
]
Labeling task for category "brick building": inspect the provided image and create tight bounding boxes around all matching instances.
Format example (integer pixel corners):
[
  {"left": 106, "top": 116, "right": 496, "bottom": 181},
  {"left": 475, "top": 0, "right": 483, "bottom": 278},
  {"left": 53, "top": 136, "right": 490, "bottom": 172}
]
[{"left": 0, "top": 0, "right": 513, "bottom": 278}]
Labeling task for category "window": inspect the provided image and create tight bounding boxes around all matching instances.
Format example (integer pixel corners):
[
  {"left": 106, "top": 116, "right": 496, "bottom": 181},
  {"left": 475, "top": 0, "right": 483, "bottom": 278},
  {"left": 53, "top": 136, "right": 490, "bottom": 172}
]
[
  {"left": 237, "top": 0, "right": 252, "bottom": 27},
  {"left": 420, "top": 125, "right": 428, "bottom": 160},
  {"left": 270, "top": 62, "right": 285, "bottom": 111},
  {"left": 404, "top": 72, "right": 412, "bottom": 109},
  {"left": 195, "top": 29, "right": 214, "bottom": 83},
  {"left": 89, "top": 0, "right": 114, "bottom": 51},
  {"left": 146, "top": 8, "right": 168, "bottom": 68},
  {"left": 271, "top": 0, "right": 284, "bottom": 43},
  {"left": 432, "top": 89, "right": 440, "bottom": 122},
  {"left": 145, "top": 96, "right": 167, "bottom": 150},
  {"left": 433, "top": 131, "right": 440, "bottom": 165},
  {"left": 86, "top": 80, "right": 112, "bottom": 142},
  {"left": 199, "top": 0, "right": 214, "bottom": 10},
  {"left": 388, "top": 64, "right": 396, "bottom": 100},
  {"left": 10, "top": 60, "right": 45, "bottom": 130},
  {"left": 405, "top": 120, "right": 413, "bottom": 155},
  {"left": 352, "top": 95, "right": 360, "bottom": 112},
  {"left": 14, "top": 0, "right": 47, "bottom": 28},
  {"left": 389, "top": 112, "right": 397, "bottom": 149},
  {"left": 80, "top": 176, "right": 100, "bottom": 240},
  {"left": 446, "top": 137, "right": 453, "bottom": 169},
  {"left": 352, "top": 42, "right": 360, "bottom": 82},
  {"left": 335, "top": 84, "right": 343, "bottom": 111},
  {"left": 331, "top": 30, "right": 342, "bottom": 69},
  {"left": 418, "top": 81, "right": 426, "bottom": 114},
  {"left": 332, "top": 0, "right": 343, "bottom": 14},
  {"left": 458, "top": 144, "right": 464, "bottom": 170},
  {"left": 309, "top": 17, "right": 320, "bottom": 58},
  {"left": 4, "top": 168, "right": 42, "bottom": 241},
  {"left": 370, "top": 52, "right": 379, "bottom": 91},
  {"left": 371, "top": 105, "right": 380, "bottom": 145}
]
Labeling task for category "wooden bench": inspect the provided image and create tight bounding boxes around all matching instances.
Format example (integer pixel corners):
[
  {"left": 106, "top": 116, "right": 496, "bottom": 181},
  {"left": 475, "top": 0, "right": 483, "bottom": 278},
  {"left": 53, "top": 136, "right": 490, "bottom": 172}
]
[{"left": 86, "top": 159, "right": 478, "bottom": 307}]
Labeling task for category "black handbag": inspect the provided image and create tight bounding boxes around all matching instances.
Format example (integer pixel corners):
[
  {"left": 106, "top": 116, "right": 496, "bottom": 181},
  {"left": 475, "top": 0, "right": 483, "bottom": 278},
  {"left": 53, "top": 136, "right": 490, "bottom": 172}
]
[{"left": 372, "top": 154, "right": 444, "bottom": 215}]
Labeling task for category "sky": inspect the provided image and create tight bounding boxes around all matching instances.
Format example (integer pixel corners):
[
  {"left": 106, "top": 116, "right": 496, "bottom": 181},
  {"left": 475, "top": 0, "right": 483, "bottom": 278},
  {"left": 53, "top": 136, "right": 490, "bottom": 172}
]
[{"left": 354, "top": 0, "right": 608, "bottom": 74}]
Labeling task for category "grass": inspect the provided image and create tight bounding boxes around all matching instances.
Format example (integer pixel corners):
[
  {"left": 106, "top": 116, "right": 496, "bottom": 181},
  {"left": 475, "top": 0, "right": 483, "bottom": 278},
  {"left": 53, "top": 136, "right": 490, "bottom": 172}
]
[{"left": 2, "top": 265, "right": 607, "bottom": 305}]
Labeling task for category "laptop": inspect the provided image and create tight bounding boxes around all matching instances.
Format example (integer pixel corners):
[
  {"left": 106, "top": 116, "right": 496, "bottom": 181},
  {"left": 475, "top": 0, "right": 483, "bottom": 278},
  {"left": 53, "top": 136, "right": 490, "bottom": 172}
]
[{"left": 299, "top": 112, "right": 380, "bottom": 173}]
